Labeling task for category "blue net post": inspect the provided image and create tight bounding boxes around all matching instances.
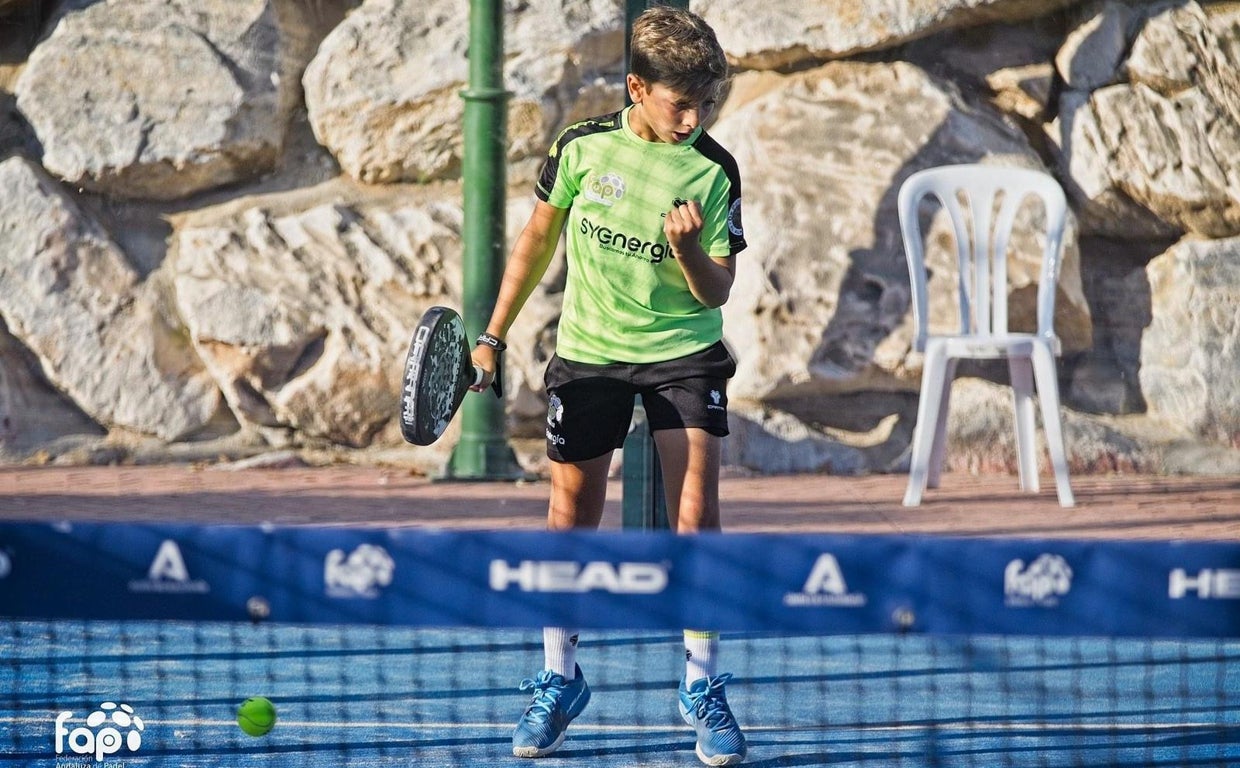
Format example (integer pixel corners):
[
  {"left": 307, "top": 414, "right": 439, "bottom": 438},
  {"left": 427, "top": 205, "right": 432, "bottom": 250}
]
[{"left": 621, "top": 398, "right": 669, "bottom": 530}]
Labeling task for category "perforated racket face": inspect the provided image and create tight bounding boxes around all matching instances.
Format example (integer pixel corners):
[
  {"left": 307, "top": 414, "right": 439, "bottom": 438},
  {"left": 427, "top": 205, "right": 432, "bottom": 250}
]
[{"left": 399, "top": 306, "right": 473, "bottom": 445}]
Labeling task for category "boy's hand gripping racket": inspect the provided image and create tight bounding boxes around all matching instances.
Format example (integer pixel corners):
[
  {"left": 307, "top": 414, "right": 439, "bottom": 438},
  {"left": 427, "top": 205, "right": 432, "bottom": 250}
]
[{"left": 399, "top": 306, "right": 501, "bottom": 446}]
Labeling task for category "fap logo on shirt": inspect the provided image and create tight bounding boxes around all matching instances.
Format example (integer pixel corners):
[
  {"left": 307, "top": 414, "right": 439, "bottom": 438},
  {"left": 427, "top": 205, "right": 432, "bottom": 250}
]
[{"left": 584, "top": 172, "right": 626, "bottom": 207}]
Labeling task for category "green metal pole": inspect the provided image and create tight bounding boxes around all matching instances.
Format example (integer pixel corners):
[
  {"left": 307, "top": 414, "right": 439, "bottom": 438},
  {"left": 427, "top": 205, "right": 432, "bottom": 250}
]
[{"left": 446, "top": 0, "right": 524, "bottom": 480}]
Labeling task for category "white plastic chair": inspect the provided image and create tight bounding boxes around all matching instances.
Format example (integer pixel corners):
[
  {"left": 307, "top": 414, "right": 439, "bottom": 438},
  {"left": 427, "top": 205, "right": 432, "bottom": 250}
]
[{"left": 899, "top": 164, "right": 1075, "bottom": 508}]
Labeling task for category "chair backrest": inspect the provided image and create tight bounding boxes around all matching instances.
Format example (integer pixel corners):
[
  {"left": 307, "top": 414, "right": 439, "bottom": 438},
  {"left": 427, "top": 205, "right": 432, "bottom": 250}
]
[{"left": 898, "top": 164, "right": 1068, "bottom": 350}]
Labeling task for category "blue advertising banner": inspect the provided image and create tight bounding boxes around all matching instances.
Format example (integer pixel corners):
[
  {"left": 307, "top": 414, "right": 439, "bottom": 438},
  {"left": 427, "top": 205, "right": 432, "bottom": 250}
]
[{"left": 0, "top": 522, "right": 1237, "bottom": 637}]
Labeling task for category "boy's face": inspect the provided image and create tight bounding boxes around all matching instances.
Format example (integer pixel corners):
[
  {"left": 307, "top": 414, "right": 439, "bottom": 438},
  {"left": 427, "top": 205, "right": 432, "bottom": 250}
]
[{"left": 627, "top": 75, "right": 718, "bottom": 145}]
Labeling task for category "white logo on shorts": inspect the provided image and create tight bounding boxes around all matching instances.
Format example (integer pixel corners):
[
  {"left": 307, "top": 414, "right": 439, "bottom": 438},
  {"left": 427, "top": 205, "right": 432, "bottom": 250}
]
[
  {"left": 546, "top": 394, "right": 568, "bottom": 445},
  {"left": 547, "top": 394, "right": 564, "bottom": 427}
]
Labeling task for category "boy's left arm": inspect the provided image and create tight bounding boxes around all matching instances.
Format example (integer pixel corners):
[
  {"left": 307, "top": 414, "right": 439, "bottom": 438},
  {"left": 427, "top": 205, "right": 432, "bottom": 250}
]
[{"left": 664, "top": 199, "right": 734, "bottom": 308}]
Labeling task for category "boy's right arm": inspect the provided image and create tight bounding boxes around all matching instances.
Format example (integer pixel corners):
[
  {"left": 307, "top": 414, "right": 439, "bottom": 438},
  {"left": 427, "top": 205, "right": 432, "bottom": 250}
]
[{"left": 470, "top": 200, "right": 568, "bottom": 391}]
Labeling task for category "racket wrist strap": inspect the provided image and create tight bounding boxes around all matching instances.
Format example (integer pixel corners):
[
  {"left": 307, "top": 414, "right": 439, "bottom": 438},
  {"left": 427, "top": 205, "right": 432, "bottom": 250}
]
[
  {"left": 474, "top": 333, "right": 505, "bottom": 398},
  {"left": 476, "top": 332, "right": 507, "bottom": 351}
]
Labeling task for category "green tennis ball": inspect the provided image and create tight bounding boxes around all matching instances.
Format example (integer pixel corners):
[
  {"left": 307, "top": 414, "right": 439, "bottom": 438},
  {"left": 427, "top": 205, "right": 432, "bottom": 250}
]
[{"left": 237, "top": 696, "right": 277, "bottom": 737}]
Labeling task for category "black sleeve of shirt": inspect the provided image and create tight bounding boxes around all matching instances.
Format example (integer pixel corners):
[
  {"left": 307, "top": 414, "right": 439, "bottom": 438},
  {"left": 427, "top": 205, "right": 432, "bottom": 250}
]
[
  {"left": 536, "top": 111, "right": 625, "bottom": 203},
  {"left": 692, "top": 130, "right": 747, "bottom": 256}
]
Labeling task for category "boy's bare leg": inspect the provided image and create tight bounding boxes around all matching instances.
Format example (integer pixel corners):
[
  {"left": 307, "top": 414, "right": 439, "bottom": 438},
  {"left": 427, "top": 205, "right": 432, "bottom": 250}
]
[
  {"left": 653, "top": 427, "right": 722, "bottom": 533},
  {"left": 547, "top": 452, "right": 612, "bottom": 531},
  {"left": 655, "top": 427, "right": 743, "bottom": 764},
  {"left": 536, "top": 452, "right": 609, "bottom": 702}
]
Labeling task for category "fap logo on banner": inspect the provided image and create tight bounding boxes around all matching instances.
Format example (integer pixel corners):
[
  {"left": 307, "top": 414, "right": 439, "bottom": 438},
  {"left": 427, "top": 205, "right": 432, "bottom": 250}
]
[
  {"left": 1004, "top": 554, "right": 1072, "bottom": 607},
  {"left": 54, "top": 702, "right": 145, "bottom": 764},
  {"left": 325, "top": 544, "right": 395, "bottom": 598}
]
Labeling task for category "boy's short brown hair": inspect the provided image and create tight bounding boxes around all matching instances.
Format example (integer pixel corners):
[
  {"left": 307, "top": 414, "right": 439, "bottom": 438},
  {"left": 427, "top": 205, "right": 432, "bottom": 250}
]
[{"left": 629, "top": 5, "right": 728, "bottom": 101}]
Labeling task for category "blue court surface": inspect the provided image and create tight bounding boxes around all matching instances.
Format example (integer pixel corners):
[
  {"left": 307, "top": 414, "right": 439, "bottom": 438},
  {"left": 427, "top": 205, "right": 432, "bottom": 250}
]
[{"left": 4, "top": 621, "right": 1238, "bottom": 767}]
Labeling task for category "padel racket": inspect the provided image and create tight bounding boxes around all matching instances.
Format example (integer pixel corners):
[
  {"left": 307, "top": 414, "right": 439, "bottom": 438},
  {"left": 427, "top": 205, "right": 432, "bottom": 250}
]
[{"left": 399, "top": 306, "right": 496, "bottom": 446}]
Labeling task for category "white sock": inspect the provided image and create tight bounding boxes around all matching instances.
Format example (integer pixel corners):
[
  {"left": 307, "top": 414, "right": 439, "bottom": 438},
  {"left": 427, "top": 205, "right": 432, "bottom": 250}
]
[
  {"left": 684, "top": 630, "right": 718, "bottom": 685},
  {"left": 543, "top": 627, "right": 579, "bottom": 679}
]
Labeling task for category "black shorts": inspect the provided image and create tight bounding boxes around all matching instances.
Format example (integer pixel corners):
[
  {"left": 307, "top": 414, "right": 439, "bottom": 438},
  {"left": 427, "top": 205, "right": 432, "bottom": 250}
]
[{"left": 543, "top": 341, "right": 737, "bottom": 463}]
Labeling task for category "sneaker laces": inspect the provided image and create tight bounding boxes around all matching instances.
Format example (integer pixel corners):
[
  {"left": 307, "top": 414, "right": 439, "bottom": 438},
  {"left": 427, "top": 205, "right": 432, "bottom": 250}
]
[
  {"left": 683, "top": 673, "right": 737, "bottom": 731},
  {"left": 518, "top": 670, "right": 566, "bottom": 724}
]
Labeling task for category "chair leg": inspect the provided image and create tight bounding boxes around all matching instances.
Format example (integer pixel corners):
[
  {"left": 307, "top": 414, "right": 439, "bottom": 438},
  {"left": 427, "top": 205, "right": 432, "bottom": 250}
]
[
  {"left": 1030, "top": 343, "right": 1075, "bottom": 508},
  {"left": 1009, "top": 356, "right": 1039, "bottom": 493},
  {"left": 904, "top": 346, "right": 950, "bottom": 507},
  {"left": 927, "top": 358, "right": 958, "bottom": 489}
]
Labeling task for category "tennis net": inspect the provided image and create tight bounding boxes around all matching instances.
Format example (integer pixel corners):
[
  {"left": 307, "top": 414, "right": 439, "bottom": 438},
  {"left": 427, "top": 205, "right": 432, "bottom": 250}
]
[{"left": 2, "top": 523, "right": 1237, "bottom": 766}]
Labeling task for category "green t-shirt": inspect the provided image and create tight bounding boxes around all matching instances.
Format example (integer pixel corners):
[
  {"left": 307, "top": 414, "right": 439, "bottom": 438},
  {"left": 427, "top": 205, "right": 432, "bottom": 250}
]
[{"left": 536, "top": 106, "right": 746, "bottom": 365}]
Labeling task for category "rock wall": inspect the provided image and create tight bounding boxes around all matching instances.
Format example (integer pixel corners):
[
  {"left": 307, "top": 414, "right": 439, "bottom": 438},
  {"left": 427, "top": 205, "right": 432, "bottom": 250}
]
[{"left": 1, "top": 0, "right": 1237, "bottom": 476}]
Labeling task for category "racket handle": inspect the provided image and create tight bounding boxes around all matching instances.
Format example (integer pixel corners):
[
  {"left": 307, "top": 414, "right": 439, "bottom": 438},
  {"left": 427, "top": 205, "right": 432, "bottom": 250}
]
[{"left": 472, "top": 359, "right": 503, "bottom": 399}]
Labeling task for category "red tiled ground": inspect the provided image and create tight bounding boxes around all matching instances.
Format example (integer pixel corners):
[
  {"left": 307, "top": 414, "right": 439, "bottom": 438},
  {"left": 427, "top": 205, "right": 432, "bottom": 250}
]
[{"left": 1, "top": 466, "right": 1235, "bottom": 540}]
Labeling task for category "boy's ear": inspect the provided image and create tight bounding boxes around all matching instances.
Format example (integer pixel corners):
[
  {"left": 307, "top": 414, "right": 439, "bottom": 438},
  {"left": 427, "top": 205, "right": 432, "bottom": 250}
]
[{"left": 626, "top": 73, "right": 647, "bottom": 103}]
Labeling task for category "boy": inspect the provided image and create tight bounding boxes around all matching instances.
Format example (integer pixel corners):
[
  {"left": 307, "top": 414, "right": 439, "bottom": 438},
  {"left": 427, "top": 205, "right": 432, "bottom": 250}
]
[{"left": 470, "top": 6, "right": 747, "bottom": 765}]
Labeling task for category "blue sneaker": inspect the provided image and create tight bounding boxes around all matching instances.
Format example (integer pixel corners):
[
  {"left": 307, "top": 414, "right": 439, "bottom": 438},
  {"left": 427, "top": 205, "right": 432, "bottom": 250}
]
[
  {"left": 679, "top": 673, "right": 747, "bottom": 766},
  {"left": 512, "top": 664, "right": 591, "bottom": 757}
]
